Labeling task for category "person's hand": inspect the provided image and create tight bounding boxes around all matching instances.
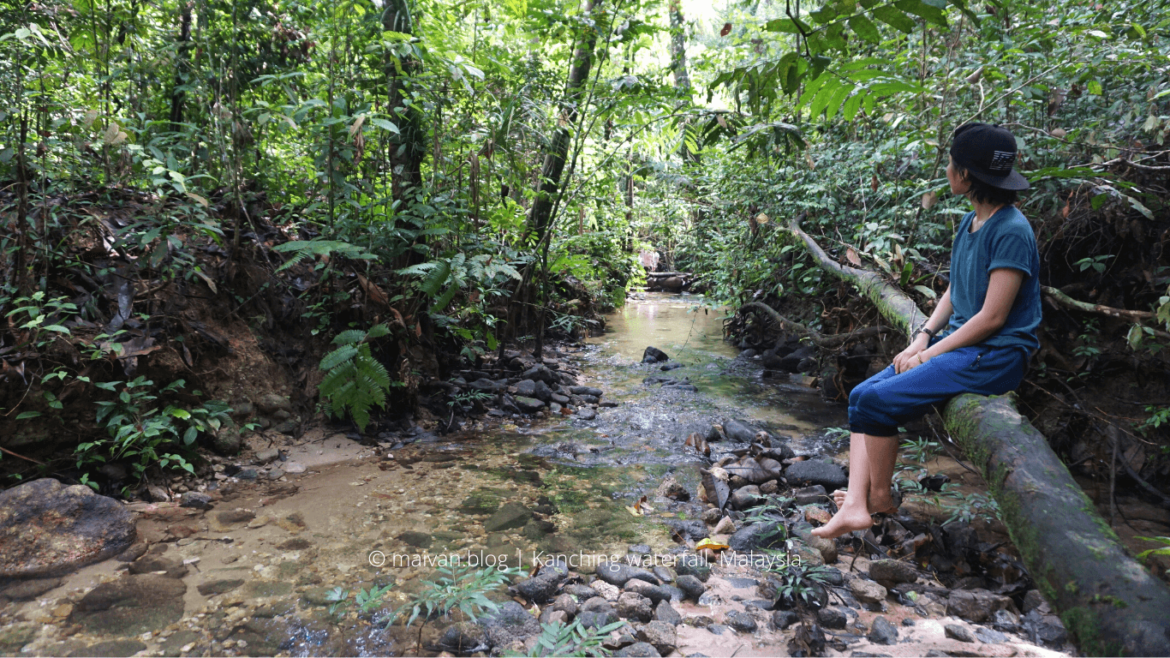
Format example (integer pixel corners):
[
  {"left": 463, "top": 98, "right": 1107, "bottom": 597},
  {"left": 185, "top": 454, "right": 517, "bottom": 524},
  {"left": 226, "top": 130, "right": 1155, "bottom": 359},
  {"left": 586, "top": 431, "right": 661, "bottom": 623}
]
[{"left": 894, "top": 335, "right": 930, "bottom": 374}]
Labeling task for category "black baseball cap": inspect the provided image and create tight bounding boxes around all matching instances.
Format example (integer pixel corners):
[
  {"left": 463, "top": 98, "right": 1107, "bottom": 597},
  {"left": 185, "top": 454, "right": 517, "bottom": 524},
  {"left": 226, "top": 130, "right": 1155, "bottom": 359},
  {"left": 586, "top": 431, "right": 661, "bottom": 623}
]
[{"left": 949, "top": 123, "right": 1029, "bottom": 191}]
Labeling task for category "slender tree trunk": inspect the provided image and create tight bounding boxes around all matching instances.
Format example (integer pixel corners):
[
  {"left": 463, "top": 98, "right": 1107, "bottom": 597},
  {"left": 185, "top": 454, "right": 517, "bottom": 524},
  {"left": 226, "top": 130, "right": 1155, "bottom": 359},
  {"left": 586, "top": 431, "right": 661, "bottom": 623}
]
[
  {"left": 382, "top": 0, "right": 425, "bottom": 214},
  {"left": 668, "top": 0, "right": 699, "bottom": 166},
  {"left": 169, "top": 1, "right": 192, "bottom": 132},
  {"left": 525, "top": 0, "right": 602, "bottom": 245}
]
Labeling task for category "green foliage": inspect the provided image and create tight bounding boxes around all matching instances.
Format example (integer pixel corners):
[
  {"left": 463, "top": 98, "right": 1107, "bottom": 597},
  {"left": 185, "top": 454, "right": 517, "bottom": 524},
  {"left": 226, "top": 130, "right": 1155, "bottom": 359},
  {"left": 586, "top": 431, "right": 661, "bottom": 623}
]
[
  {"left": 318, "top": 324, "right": 393, "bottom": 432},
  {"left": 273, "top": 239, "right": 379, "bottom": 273},
  {"left": 900, "top": 435, "right": 939, "bottom": 463},
  {"left": 510, "top": 618, "right": 625, "bottom": 657},
  {"left": 1134, "top": 536, "right": 1170, "bottom": 569}
]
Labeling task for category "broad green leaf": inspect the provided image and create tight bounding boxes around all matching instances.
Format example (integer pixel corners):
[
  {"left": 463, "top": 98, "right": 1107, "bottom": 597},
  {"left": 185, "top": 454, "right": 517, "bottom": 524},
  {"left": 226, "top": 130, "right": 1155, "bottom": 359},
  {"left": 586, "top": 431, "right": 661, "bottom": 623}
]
[
  {"left": 872, "top": 5, "right": 917, "bottom": 33},
  {"left": 849, "top": 14, "right": 881, "bottom": 44}
]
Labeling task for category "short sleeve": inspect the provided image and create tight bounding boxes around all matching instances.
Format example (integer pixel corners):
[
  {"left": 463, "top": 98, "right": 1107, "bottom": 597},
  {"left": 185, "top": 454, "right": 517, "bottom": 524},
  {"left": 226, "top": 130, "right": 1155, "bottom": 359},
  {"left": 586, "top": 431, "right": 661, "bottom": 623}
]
[{"left": 988, "top": 226, "right": 1035, "bottom": 276}]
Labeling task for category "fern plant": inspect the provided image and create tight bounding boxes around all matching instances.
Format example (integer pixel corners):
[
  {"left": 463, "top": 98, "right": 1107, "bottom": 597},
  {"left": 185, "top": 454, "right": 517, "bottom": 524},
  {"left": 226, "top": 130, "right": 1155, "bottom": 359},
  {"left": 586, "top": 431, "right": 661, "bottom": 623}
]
[{"left": 318, "top": 323, "right": 392, "bottom": 432}]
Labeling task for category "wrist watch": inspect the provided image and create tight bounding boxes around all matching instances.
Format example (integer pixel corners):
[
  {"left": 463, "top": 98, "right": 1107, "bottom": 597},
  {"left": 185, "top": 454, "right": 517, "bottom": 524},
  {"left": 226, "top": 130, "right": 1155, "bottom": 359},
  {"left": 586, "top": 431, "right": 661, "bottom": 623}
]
[{"left": 917, "top": 324, "right": 936, "bottom": 339}]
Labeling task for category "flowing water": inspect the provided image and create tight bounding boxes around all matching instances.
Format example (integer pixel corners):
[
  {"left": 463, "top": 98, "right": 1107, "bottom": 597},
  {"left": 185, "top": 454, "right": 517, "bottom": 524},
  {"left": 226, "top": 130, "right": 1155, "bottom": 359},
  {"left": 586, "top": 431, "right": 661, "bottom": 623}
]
[{"left": 1, "top": 293, "right": 1072, "bottom": 658}]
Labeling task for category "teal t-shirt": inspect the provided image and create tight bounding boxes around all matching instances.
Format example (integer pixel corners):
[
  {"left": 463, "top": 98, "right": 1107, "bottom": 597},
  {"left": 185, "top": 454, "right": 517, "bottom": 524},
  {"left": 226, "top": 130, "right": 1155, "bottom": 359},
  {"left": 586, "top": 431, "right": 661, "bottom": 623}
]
[{"left": 947, "top": 206, "right": 1042, "bottom": 351}]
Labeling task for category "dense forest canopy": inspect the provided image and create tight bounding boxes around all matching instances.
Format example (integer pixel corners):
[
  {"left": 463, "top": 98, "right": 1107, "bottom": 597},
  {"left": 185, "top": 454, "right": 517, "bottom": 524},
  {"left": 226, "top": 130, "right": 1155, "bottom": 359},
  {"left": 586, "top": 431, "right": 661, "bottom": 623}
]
[{"left": 2, "top": 0, "right": 1169, "bottom": 485}]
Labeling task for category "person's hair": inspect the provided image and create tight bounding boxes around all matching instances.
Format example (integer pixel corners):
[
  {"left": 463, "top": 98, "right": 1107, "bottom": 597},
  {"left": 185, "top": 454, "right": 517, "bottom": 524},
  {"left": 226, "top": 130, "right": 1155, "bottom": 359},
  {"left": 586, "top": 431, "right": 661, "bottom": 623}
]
[{"left": 956, "top": 168, "right": 1019, "bottom": 206}]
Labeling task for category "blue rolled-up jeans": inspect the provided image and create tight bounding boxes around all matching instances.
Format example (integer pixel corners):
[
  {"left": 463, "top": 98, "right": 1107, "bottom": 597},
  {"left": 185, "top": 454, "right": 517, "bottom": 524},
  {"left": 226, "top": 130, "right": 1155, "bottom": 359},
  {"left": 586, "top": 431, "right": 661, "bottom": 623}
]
[{"left": 848, "top": 339, "right": 1029, "bottom": 437}]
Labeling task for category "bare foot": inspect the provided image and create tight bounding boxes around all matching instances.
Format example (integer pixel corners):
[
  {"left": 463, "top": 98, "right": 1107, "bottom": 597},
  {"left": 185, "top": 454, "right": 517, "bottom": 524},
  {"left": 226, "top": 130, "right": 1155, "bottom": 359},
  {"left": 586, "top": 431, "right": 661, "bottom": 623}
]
[
  {"left": 831, "top": 489, "right": 897, "bottom": 515},
  {"left": 810, "top": 506, "right": 875, "bottom": 539}
]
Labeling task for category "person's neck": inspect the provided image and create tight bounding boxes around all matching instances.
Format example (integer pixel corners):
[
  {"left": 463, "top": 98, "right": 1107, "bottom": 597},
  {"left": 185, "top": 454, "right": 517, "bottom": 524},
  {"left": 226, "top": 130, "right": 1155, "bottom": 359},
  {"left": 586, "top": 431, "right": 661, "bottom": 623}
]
[{"left": 970, "top": 198, "right": 1007, "bottom": 231}]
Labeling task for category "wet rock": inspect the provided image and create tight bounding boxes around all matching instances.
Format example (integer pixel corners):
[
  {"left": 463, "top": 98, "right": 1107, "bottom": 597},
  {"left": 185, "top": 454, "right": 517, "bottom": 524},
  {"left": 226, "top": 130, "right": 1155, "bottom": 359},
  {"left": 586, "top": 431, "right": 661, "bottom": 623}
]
[
  {"left": 255, "top": 447, "right": 280, "bottom": 464},
  {"left": 729, "top": 485, "right": 764, "bottom": 510},
  {"left": 848, "top": 579, "right": 887, "bottom": 604},
  {"left": 157, "top": 630, "right": 204, "bottom": 656},
  {"left": 217, "top": 509, "right": 256, "bottom": 525},
  {"left": 1022, "top": 589, "right": 1047, "bottom": 613},
  {"left": 596, "top": 562, "right": 658, "bottom": 588},
  {"left": 459, "top": 491, "right": 503, "bottom": 515},
  {"left": 115, "top": 542, "right": 147, "bottom": 562},
  {"left": 818, "top": 607, "right": 848, "bottom": 629},
  {"left": 468, "top": 378, "right": 505, "bottom": 393},
  {"left": 728, "top": 522, "right": 786, "bottom": 552},
  {"left": 514, "top": 396, "right": 546, "bottom": 413},
  {"left": 1023, "top": 610, "right": 1067, "bottom": 645},
  {"left": 516, "top": 575, "right": 559, "bottom": 603},
  {"left": 623, "top": 579, "right": 670, "bottom": 605},
  {"left": 533, "top": 380, "right": 554, "bottom": 401},
  {"left": 484, "top": 502, "right": 533, "bottom": 532},
  {"left": 551, "top": 593, "right": 578, "bottom": 618},
  {"left": 398, "top": 531, "right": 433, "bottom": 548},
  {"left": 867, "top": 616, "right": 898, "bottom": 645},
  {"left": 654, "top": 599, "right": 682, "bottom": 625},
  {"left": 617, "top": 591, "right": 653, "bottom": 622},
  {"left": 128, "top": 555, "right": 188, "bottom": 579},
  {"left": 990, "top": 608, "right": 1020, "bottom": 632},
  {"left": 676, "top": 575, "right": 707, "bottom": 602},
  {"left": 655, "top": 475, "right": 690, "bottom": 501},
  {"left": 66, "top": 638, "right": 147, "bottom": 657},
  {"left": 0, "top": 623, "right": 39, "bottom": 654},
  {"left": 197, "top": 578, "right": 245, "bottom": 596},
  {"left": 707, "top": 623, "right": 731, "bottom": 635},
  {"left": 0, "top": 478, "right": 136, "bottom": 578},
  {"left": 578, "top": 607, "right": 619, "bottom": 629},
  {"left": 793, "top": 485, "right": 828, "bottom": 505},
  {"left": 868, "top": 559, "right": 918, "bottom": 587},
  {"left": 440, "top": 622, "right": 488, "bottom": 654},
  {"left": 591, "top": 579, "right": 621, "bottom": 601},
  {"left": 235, "top": 467, "right": 259, "bottom": 480},
  {"left": 651, "top": 567, "right": 674, "bottom": 584},
  {"left": 570, "top": 385, "right": 604, "bottom": 397},
  {"left": 974, "top": 627, "right": 1006, "bottom": 644},
  {"left": 665, "top": 519, "right": 708, "bottom": 541},
  {"left": 614, "top": 641, "right": 661, "bottom": 657},
  {"left": 784, "top": 460, "right": 848, "bottom": 491},
  {"left": 565, "top": 583, "right": 600, "bottom": 600},
  {"left": 773, "top": 610, "right": 799, "bottom": 630},
  {"left": 213, "top": 426, "right": 242, "bottom": 454},
  {"left": 726, "top": 610, "right": 758, "bottom": 633},
  {"left": 480, "top": 601, "right": 541, "bottom": 648},
  {"left": 945, "top": 624, "right": 975, "bottom": 642},
  {"left": 576, "top": 408, "right": 597, "bottom": 420},
  {"left": 254, "top": 393, "right": 292, "bottom": 414},
  {"left": 713, "top": 516, "right": 736, "bottom": 535},
  {"left": 674, "top": 556, "right": 711, "bottom": 582},
  {"left": 722, "top": 420, "right": 756, "bottom": 443},
  {"left": 638, "top": 620, "right": 677, "bottom": 654},
  {"left": 302, "top": 586, "right": 338, "bottom": 606},
  {"left": 70, "top": 574, "right": 187, "bottom": 635},
  {"left": 515, "top": 379, "right": 539, "bottom": 397},
  {"left": 642, "top": 347, "right": 669, "bottom": 363},
  {"left": 2, "top": 576, "right": 62, "bottom": 601},
  {"left": 180, "top": 492, "right": 213, "bottom": 509},
  {"left": 946, "top": 589, "right": 1014, "bottom": 623}
]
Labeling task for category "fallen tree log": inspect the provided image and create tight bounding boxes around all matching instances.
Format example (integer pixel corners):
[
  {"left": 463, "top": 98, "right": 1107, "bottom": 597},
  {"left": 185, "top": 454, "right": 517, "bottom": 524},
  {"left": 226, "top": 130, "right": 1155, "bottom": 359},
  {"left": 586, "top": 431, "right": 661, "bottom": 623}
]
[
  {"left": 740, "top": 301, "right": 891, "bottom": 349},
  {"left": 788, "top": 218, "right": 1170, "bottom": 656}
]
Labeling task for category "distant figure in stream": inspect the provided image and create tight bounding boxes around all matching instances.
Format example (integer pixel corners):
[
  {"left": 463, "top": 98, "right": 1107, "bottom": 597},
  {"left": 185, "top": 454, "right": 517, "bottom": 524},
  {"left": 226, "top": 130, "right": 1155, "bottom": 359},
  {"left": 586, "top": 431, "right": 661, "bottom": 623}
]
[{"left": 814, "top": 123, "right": 1041, "bottom": 539}]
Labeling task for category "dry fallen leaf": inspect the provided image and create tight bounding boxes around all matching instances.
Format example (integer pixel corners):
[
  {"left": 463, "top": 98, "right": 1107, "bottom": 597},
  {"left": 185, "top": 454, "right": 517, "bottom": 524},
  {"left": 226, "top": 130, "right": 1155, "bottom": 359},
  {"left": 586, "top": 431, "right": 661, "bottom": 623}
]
[
  {"left": 966, "top": 66, "right": 983, "bottom": 84},
  {"left": 845, "top": 247, "right": 862, "bottom": 266},
  {"left": 921, "top": 190, "right": 938, "bottom": 210},
  {"left": 1050, "top": 127, "right": 1067, "bottom": 138},
  {"left": 720, "top": 22, "right": 733, "bottom": 37}
]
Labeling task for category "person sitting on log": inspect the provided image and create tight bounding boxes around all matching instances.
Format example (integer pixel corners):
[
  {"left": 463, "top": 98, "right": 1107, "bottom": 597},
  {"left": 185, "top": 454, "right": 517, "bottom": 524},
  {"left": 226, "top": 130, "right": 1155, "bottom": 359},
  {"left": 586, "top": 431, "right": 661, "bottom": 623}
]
[{"left": 814, "top": 123, "right": 1042, "bottom": 539}]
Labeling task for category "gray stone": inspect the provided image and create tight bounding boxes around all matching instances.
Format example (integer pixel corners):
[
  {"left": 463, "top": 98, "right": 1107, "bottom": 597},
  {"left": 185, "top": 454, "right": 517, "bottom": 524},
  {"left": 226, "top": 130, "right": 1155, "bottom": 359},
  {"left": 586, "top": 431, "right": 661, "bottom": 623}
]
[
  {"left": 665, "top": 519, "right": 708, "bottom": 541},
  {"left": 974, "top": 627, "right": 1007, "bottom": 644},
  {"left": 729, "top": 485, "right": 764, "bottom": 510},
  {"left": 515, "top": 380, "right": 538, "bottom": 397},
  {"left": 0, "top": 623, "right": 39, "bottom": 654},
  {"left": 676, "top": 575, "right": 707, "bottom": 603},
  {"left": 484, "top": 503, "right": 533, "bottom": 532},
  {"left": 197, "top": 578, "right": 244, "bottom": 596},
  {"left": 480, "top": 601, "right": 541, "bottom": 648},
  {"left": 398, "top": 531, "right": 432, "bottom": 548},
  {"left": 722, "top": 420, "right": 757, "bottom": 443},
  {"left": 867, "top": 616, "right": 898, "bottom": 645},
  {"left": 439, "top": 622, "right": 488, "bottom": 654},
  {"left": 254, "top": 393, "right": 292, "bottom": 414},
  {"left": 533, "top": 380, "right": 553, "bottom": 401},
  {"left": 793, "top": 485, "right": 829, "bottom": 505},
  {"left": 675, "top": 556, "right": 712, "bottom": 582},
  {"left": 784, "top": 460, "right": 848, "bottom": 491},
  {"left": 67, "top": 639, "right": 147, "bottom": 657},
  {"left": 70, "top": 574, "right": 187, "bottom": 635},
  {"left": 273, "top": 419, "right": 298, "bottom": 435},
  {"left": 1, "top": 577, "right": 62, "bottom": 601},
  {"left": 623, "top": 578, "right": 670, "bottom": 605},
  {"left": 127, "top": 555, "right": 188, "bottom": 579},
  {"left": 179, "top": 492, "right": 213, "bottom": 509},
  {"left": 818, "top": 607, "right": 848, "bottom": 629},
  {"left": 614, "top": 642, "right": 661, "bottom": 657},
  {"left": 945, "top": 624, "right": 975, "bottom": 643},
  {"left": 255, "top": 448, "right": 280, "bottom": 464},
  {"left": 849, "top": 578, "right": 887, "bottom": 604},
  {"left": 654, "top": 600, "right": 682, "bottom": 625},
  {"left": 578, "top": 608, "right": 618, "bottom": 629},
  {"left": 516, "top": 575, "right": 559, "bottom": 603},
  {"left": 0, "top": 478, "right": 136, "bottom": 578},
  {"left": 773, "top": 609, "right": 799, "bottom": 630},
  {"left": 212, "top": 426, "right": 242, "bottom": 454},
  {"left": 725, "top": 610, "right": 758, "bottom": 633},
  {"left": 638, "top": 620, "right": 677, "bottom": 654},
  {"left": 565, "top": 584, "right": 600, "bottom": 601},
  {"left": 514, "top": 396, "right": 546, "bottom": 413},
  {"left": 552, "top": 593, "right": 578, "bottom": 618},
  {"left": 569, "top": 386, "right": 604, "bottom": 397},
  {"left": 946, "top": 589, "right": 1014, "bottom": 624},
  {"left": 642, "top": 347, "right": 669, "bottom": 363},
  {"left": 868, "top": 559, "right": 918, "bottom": 586},
  {"left": 596, "top": 562, "right": 658, "bottom": 588},
  {"left": 468, "top": 378, "right": 504, "bottom": 393},
  {"left": 617, "top": 591, "right": 653, "bottom": 622},
  {"left": 728, "top": 522, "right": 786, "bottom": 552},
  {"left": 576, "top": 408, "right": 597, "bottom": 420},
  {"left": 1022, "top": 589, "right": 1047, "bottom": 613}
]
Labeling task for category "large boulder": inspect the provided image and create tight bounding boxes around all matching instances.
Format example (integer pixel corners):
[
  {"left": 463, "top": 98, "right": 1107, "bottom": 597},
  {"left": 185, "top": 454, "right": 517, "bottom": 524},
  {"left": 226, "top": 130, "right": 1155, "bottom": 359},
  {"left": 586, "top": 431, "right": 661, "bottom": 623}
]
[
  {"left": 0, "top": 478, "right": 136, "bottom": 577},
  {"left": 642, "top": 347, "right": 669, "bottom": 363},
  {"left": 728, "top": 522, "right": 786, "bottom": 553}
]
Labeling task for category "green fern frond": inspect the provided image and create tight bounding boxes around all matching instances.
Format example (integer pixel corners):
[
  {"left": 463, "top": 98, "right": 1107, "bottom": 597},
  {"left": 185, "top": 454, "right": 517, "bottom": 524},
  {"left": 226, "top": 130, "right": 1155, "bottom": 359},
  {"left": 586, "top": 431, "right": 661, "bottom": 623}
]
[
  {"left": 317, "top": 326, "right": 392, "bottom": 433},
  {"left": 332, "top": 329, "right": 367, "bottom": 346},
  {"left": 320, "top": 345, "right": 360, "bottom": 371}
]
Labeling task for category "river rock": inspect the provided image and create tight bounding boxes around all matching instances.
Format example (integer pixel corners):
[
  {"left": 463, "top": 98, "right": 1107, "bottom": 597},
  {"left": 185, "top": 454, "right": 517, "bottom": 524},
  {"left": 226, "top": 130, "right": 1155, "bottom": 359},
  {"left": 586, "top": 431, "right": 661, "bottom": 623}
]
[
  {"left": 868, "top": 559, "right": 918, "bottom": 587},
  {"left": 638, "top": 620, "right": 677, "bottom": 654},
  {"left": 128, "top": 555, "right": 188, "bottom": 579},
  {"left": 729, "top": 485, "right": 764, "bottom": 510},
  {"left": 565, "top": 583, "right": 600, "bottom": 601},
  {"left": 514, "top": 396, "right": 545, "bottom": 413},
  {"left": 655, "top": 475, "right": 690, "bottom": 501},
  {"left": 515, "top": 380, "right": 538, "bottom": 397},
  {"left": 596, "top": 562, "right": 658, "bottom": 587},
  {"left": 617, "top": 591, "right": 653, "bottom": 622},
  {"left": 70, "top": 574, "right": 187, "bottom": 635},
  {"left": 726, "top": 610, "right": 758, "bottom": 633},
  {"left": 484, "top": 503, "right": 533, "bottom": 532},
  {"left": 665, "top": 519, "right": 708, "bottom": 541},
  {"left": 1, "top": 577, "right": 62, "bottom": 601},
  {"left": 516, "top": 574, "right": 559, "bottom": 603},
  {"left": 676, "top": 575, "right": 706, "bottom": 601},
  {"left": 792, "top": 485, "right": 828, "bottom": 505},
  {"left": 0, "top": 478, "right": 136, "bottom": 578},
  {"left": 576, "top": 407, "right": 597, "bottom": 420},
  {"left": 849, "top": 578, "right": 887, "bottom": 604},
  {"left": 552, "top": 593, "right": 578, "bottom": 618},
  {"left": 179, "top": 492, "right": 213, "bottom": 509},
  {"left": 945, "top": 624, "right": 976, "bottom": 642},
  {"left": 521, "top": 364, "right": 556, "bottom": 384},
  {"left": 255, "top": 447, "right": 280, "bottom": 464},
  {"left": 439, "top": 622, "right": 488, "bottom": 654},
  {"left": 655, "top": 599, "right": 682, "bottom": 625},
  {"left": 623, "top": 579, "right": 671, "bottom": 605},
  {"left": 480, "top": 601, "right": 541, "bottom": 648},
  {"left": 946, "top": 589, "right": 1014, "bottom": 623},
  {"left": 728, "top": 522, "right": 786, "bottom": 552},
  {"left": 773, "top": 610, "right": 799, "bottom": 630},
  {"left": 254, "top": 393, "right": 292, "bottom": 414},
  {"left": 614, "top": 642, "right": 660, "bottom": 657},
  {"left": 784, "top": 460, "right": 848, "bottom": 491},
  {"left": 642, "top": 346, "right": 669, "bottom": 363},
  {"left": 868, "top": 616, "right": 898, "bottom": 645},
  {"left": 674, "top": 556, "right": 711, "bottom": 582},
  {"left": 818, "top": 607, "right": 848, "bottom": 629},
  {"left": 722, "top": 420, "right": 756, "bottom": 443}
]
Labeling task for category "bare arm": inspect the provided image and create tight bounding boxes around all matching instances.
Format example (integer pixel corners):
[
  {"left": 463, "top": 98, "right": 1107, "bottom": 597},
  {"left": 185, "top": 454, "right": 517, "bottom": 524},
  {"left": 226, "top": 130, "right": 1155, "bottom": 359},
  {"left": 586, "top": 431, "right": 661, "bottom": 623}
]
[{"left": 893, "top": 285, "right": 953, "bottom": 373}]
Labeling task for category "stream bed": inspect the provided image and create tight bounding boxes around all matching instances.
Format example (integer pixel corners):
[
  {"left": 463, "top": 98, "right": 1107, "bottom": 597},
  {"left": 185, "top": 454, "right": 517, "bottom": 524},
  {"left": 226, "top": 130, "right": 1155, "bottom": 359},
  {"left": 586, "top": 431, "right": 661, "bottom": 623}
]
[{"left": 0, "top": 293, "right": 1076, "bottom": 657}]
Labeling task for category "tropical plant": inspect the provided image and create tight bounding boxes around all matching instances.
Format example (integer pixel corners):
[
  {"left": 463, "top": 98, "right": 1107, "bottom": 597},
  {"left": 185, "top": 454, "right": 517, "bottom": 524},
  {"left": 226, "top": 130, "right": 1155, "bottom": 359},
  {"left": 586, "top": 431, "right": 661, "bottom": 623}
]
[{"left": 318, "top": 323, "right": 393, "bottom": 432}]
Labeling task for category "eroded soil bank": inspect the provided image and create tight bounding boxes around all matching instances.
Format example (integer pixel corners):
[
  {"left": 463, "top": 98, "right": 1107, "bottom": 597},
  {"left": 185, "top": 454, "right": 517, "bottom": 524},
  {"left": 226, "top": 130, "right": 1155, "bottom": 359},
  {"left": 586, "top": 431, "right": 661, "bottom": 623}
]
[{"left": 0, "top": 293, "right": 1132, "bottom": 657}]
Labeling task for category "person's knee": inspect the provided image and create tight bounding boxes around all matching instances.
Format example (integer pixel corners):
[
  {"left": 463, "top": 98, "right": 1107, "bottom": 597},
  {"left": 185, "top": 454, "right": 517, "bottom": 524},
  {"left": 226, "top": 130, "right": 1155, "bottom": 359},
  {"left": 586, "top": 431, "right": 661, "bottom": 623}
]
[
  {"left": 855, "top": 386, "right": 885, "bottom": 418},
  {"left": 848, "top": 380, "right": 871, "bottom": 407}
]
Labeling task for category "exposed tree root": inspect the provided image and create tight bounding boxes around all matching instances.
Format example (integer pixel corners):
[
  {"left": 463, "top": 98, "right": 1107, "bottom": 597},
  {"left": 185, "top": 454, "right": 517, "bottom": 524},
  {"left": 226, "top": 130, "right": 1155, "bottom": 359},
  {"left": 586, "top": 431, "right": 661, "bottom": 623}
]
[
  {"left": 788, "top": 217, "right": 1170, "bottom": 656},
  {"left": 739, "top": 302, "right": 891, "bottom": 348}
]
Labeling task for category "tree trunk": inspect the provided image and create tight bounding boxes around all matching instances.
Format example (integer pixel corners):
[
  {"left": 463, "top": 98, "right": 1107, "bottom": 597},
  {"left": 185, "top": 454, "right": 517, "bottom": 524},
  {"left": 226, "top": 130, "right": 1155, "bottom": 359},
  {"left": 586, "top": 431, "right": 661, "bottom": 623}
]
[
  {"left": 525, "top": 0, "right": 602, "bottom": 245},
  {"left": 788, "top": 217, "right": 1170, "bottom": 656},
  {"left": 668, "top": 0, "right": 698, "bottom": 166},
  {"left": 382, "top": 0, "right": 425, "bottom": 210}
]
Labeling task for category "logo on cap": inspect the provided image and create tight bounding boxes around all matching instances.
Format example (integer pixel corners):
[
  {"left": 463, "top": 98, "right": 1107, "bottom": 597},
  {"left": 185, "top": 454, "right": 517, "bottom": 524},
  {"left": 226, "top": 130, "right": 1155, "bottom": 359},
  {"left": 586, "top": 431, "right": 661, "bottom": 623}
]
[{"left": 988, "top": 150, "right": 1014, "bottom": 173}]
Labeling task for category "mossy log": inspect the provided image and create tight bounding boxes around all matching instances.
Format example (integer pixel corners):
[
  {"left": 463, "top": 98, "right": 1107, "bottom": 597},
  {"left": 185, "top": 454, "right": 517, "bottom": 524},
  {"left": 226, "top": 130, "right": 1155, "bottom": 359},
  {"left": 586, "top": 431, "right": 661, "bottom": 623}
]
[{"left": 788, "top": 218, "right": 1170, "bottom": 656}]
